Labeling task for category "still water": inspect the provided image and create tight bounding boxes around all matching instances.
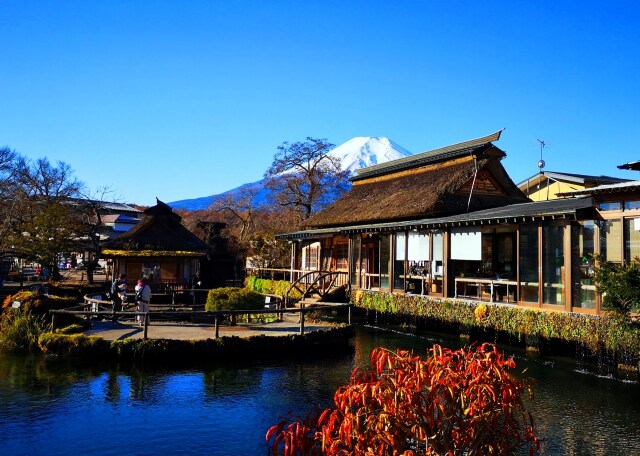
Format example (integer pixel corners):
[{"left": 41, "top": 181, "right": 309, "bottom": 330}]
[{"left": 0, "top": 326, "right": 639, "bottom": 456}]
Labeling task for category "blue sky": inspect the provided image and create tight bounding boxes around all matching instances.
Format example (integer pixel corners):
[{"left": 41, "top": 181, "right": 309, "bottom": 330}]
[{"left": 1, "top": 1, "right": 639, "bottom": 206}]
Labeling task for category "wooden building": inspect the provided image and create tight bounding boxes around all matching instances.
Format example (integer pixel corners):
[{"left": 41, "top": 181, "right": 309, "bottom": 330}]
[
  {"left": 518, "top": 171, "right": 629, "bottom": 202},
  {"left": 277, "top": 131, "right": 640, "bottom": 315},
  {"left": 102, "top": 199, "right": 209, "bottom": 290}
]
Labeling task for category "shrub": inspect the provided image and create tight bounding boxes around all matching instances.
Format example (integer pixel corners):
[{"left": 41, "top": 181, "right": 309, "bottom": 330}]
[
  {"left": 56, "top": 322, "right": 89, "bottom": 335},
  {"left": 205, "top": 287, "right": 265, "bottom": 312},
  {"left": 245, "top": 277, "right": 303, "bottom": 301},
  {"left": 267, "top": 343, "right": 539, "bottom": 455},
  {"left": 353, "top": 290, "right": 640, "bottom": 358},
  {"left": 592, "top": 254, "right": 640, "bottom": 319},
  {"left": 38, "top": 332, "right": 110, "bottom": 356},
  {"left": 0, "top": 309, "right": 51, "bottom": 351},
  {"left": 2, "top": 290, "right": 76, "bottom": 316}
]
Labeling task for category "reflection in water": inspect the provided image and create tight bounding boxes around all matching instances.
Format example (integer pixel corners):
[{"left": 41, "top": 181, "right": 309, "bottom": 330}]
[{"left": 0, "top": 327, "right": 638, "bottom": 455}]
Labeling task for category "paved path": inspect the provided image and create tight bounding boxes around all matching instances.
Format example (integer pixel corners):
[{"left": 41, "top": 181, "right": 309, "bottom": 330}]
[{"left": 84, "top": 313, "right": 336, "bottom": 341}]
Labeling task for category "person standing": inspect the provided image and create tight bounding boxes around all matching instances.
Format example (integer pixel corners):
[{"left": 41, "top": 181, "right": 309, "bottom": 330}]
[
  {"left": 135, "top": 277, "right": 151, "bottom": 326},
  {"left": 191, "top": 271, "right": 203, "bottom": 289},
  {"left": 110, "top": 274, "right": 125, "bottom": 324},
  {"left": 118, "top": 274, "right": 128, "bottom": 305}
]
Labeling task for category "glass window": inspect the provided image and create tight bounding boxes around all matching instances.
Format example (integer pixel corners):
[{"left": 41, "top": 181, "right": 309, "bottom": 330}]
[
  {"left": 380, "top": 235, "right": 391, "bottom": 289},
  {"left": 624, "top": 218, "right": 640, "bottom": 261},
  {"left": 407, "top": 232, "right": 429, "bottom": 261},
  {"left": 599, "top": 202, "right": 622, "bottom": 211},
  {"left": 431, "top": 231, "right": 444, "bottom": 294},
  {"left": 432, "top": 231, "right": 443, "bottom": 275},
  {"left": 350, "top": 236, "right": 361, "bottom": 286},
  {"left": 334, "top": 243, "right": 348, "bottom": 270},
  {"left": 571, "top": 221, "right": 596, "bottom": 309},
  {"left": 599, "top": 219, "right": 623, "bottom": 263},
  {"left": 542, "top": 224, "right": 564, "bottom": 306},
  {"left": 624, "top": 200, "right": 640, "bottom": 210},
  {"left": 393, "top": 232, "right": 406, "bottom": 290},
  {"left": 303, "top": 243, "right": 319, "bottom": 269},
  {"left": 519, "top": 224, "right": 538, "bottom": 303}
]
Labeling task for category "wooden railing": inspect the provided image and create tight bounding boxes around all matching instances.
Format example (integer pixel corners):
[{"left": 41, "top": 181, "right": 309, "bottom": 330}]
[
  {"left": 284, "top": 270, "right": 349, "bottom": 307},
  {"left": 50, "top": 301, "right": 352, "bottom": 340},
  {"left": 246, "top": 267, "right": 297, "bottom": 281}
]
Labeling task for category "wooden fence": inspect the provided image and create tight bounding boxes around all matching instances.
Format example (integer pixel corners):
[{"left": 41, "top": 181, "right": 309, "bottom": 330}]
[{"left": 50, "top": 293, "right": 352, "bottom": 340}]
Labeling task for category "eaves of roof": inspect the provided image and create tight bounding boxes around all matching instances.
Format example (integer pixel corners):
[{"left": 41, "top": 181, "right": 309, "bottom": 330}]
[
  {"left": 276, "top": 197, "right": 594, "bottom": 239},
  {"left": 556, "top": 180, "right": 640, "bottom": 197},
  {"left": 517, "top": 171, "right": 629, "bottom": 188},
  {"left": 101, "top": 249, "right": 207, "bottom": 258}
]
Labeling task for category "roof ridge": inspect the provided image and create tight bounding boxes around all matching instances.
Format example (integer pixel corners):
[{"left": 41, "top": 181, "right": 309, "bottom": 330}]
[{"left": 353, "top": 130, "right": 503, "bottom": 180}]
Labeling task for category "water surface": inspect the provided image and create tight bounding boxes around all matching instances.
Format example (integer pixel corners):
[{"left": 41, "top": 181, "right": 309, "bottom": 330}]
[{"left": 0, "top": 327, "right": 638, "bottom": 455}]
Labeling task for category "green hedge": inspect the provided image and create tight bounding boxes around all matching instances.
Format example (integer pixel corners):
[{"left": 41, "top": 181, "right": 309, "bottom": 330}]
[
  {"left": 244, "top": 277, "right": 303, "bottom": 300},
  {"left": 205, "top": 287, "right": 265, "bottom": 312},
  {"left": 352, "top": 290, "right": 640, "bottom": 359}
]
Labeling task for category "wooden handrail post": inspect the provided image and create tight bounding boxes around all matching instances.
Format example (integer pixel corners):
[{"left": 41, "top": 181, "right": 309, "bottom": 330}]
[
  {"left": 348, "top": 305, "right": 351, "bottom": 325},
  {"left": 214, "top": 315, "right": 219, "bottom": 339},
  {"left": 299, "top": 306, "right": 305, "bottom": 336},
  {"left": 143, "top": 313, "right": 149, "bottom": 339}
]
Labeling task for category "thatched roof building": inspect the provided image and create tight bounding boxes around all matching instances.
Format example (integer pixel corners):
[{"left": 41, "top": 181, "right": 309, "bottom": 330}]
[
  {"left": 304, "top": 130, "right": 528, "bottom": 229},
  {"left": 102, "top": 199, "right": 209, "bottom": 257}
]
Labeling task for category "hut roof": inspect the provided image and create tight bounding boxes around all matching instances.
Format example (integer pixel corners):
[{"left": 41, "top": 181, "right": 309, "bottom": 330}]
[
  {"left": 103, "top": 199, "right": 209, "bottom": 253},
  {"left": 304, "top": 133, "right": 527, "bottom": 228}
]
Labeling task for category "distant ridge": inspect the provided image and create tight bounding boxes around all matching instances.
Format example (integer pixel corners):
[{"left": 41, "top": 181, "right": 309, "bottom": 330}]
[{"left": 169, "top": 136, "right": 413, "bottom": 211}]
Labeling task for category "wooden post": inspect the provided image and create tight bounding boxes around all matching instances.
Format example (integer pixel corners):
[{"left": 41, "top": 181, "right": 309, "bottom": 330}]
[
  {"left": 299, "top": 306, "right": 305, "bottom": 336},
  {"left": 214, "top": 315, "right": 219, "bottom": 339},
  {"left": 348, "top": 305, "right": 351, "bottom": 325},
  {"left": 143, "top": 313, "right": 149, "bottom": 340},
  {"left": 51, "top": 313, "right": 56, "bottom": 331}
]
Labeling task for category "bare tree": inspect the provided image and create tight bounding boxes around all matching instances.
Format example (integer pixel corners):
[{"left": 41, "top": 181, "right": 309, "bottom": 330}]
[
  {"left": 7, "top": 157, "right": 84, "bottom": 280},
  {"left": 0, "top": 147, "right": 19, "bottom": 252},
  {"left": 74, "top": 186, "right": 117, "bottom": 284},
  {"left": 211, "top": 187, "right": 259, "bottom": 244},
  {"left": 264, "top": 137, "right": 350, "bottom": 220}
]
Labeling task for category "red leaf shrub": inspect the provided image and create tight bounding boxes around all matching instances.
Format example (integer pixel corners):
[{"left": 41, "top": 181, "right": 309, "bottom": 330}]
[{"left": 267, "top": 343, "right": 538, "bottom": 455}]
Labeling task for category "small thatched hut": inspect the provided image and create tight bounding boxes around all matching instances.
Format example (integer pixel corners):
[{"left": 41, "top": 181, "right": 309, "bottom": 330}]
[{"left": 102, "top": 199, "right": 209, "bottom": 291}]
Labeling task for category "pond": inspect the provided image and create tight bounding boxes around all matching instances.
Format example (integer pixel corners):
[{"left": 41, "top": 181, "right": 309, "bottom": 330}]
[{"left": 0, "top": 326, "right": 638, "bottom": 455}]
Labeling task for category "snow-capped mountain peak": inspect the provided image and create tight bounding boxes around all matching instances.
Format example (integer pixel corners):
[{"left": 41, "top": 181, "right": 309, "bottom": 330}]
[
  {"left": 328, "top": 136, "right": 413, "bottom": 175},
  {"left": 168, "top": 136, "right": 414, "bottom": 210}
]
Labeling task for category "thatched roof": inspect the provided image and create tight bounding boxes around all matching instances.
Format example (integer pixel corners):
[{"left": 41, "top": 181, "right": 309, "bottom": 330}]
[
  {"left": 102, "top": 199, "right": 209, "bottom": 255},
  {"left": 304, "top": 134, "right": 528, "bottom": 229},
  {"left": 278, "top": 197, "right": 595, "bottom": 240}
]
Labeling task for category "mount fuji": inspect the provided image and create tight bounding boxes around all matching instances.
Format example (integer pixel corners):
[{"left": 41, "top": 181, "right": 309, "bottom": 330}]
[{"left": 168, "top": 137, "right": 413, "bottom": 211}]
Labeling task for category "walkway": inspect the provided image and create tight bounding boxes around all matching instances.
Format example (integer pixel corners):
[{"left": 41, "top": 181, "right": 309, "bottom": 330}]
[{"left": 84, "top": 313, "right": 337, "bottom": 341}]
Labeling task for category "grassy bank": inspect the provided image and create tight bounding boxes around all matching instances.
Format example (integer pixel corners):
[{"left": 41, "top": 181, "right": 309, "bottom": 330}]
[
  {"left": 34, "top": 325, "right": 355, "bottom": 362},
  {"left": 352, "top": 290, "right": 640, "bottom": 366}
]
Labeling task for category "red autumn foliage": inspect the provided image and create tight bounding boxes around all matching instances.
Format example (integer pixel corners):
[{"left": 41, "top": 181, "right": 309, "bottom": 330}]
[{"left": 267, "top": 343, "right": 539, "bottom": 456}]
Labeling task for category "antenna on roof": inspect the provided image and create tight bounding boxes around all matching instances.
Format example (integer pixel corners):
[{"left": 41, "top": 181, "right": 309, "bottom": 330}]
[{"left": 537, "top": 139, "right": 546, "bottom": 172}]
